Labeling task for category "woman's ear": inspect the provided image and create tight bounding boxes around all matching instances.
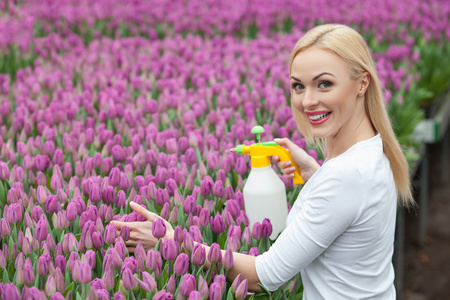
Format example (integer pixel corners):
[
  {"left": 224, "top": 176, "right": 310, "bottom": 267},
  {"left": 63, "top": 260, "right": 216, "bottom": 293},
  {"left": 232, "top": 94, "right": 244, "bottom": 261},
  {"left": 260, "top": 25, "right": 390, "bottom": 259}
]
[{"left": 358, "top": 72, "right": 370, "bottom": 96}]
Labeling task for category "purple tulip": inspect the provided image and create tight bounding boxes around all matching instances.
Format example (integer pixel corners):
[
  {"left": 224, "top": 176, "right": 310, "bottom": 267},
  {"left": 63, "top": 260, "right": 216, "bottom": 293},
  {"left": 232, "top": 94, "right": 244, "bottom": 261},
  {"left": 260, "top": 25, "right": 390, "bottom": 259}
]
[
  {"left": 109, "top": 167, "right": 120, "bottom": 187},
  {"left": 153, "top": 289, "right": 174, "bottom": 300},
  {"left": 235, "top": 279, "right": 249, "bottom": 300},
  {"left": 208, "top": 243, "right": 222, "bottom": 264},
  {"left": 122, "top": 268, "right": 137, "bottom": 291},
  {"left": 80, "top": 261, "right": 92, "bottom": 284},
  {"left": 223, "top": 248, "right": 234, "bottom": 270},
  {"left": 113, "top": 292, "right": 127, "bottom": 300},
  {"left": 261, "top": 218, "right": 273, "bottom": 238},
  {"left": 7, "top": 203, "right": 22, "bottom": 224},
  {"left": 162, "top": 239, "right": 178, "bottom": 262},
  {"left": 180, "top": 274, "right": 196, "bottom": 297},
  {"left": 249, "top": 247, "right": 260, "bottom": 256},
  {"left": 209, "top": 283, "right": 222, "bottom": 300},
  {"left": 235, "top": 157, "right": 247, "bottom": 175},
  {"left": 0, "top": 218, "right": 10, "bottom": 237},
  {"left": 119, "top": 226, "right": 130, "bottom": 241},
  {"left": 173, "top": 253, "right": 189, "bottom": 276},
  {"left": 141, "top": 271, "right": 157, "bottom": 291},
  {"left": 92, "top": 231, "right": 104, "bottom": 250},
  {"left": 1, "top": 283, "right": 20, "bottom": 300},
  {"left": 45, "top": 275, "right": 56, "bottom": 296},
  {"left": 152, "top": 217, "right": 166, "bottom": 239},
  {"left": 214, "top": 274, "right": 227, "bottom": 294},
  {"left": 231, "top": 273, "right": 241, "bottom": 292},
  {"left": 104, "top": 223, "right": 116, "bottom": 244},
  {"left": 115, "top": 190, "right": 127, "bottom": 208},
  {"left": 200, "top": 176, "right": 213, "bottom": 197},
  {"left": 45, "top": 195, "right": 59, "bottom": 214},
  {"left": 188, "top": 291, "right": 201, "bottom": 300},
  {"left": 35, "top": 219, "right": 49, "bottom": 241},
  {"left": 103, "top": 267, "right": 115, "bottom": 291},
  {"left": 191, "top": 243, "right": 206, "bottom": 266},
  {"left": 166, "top": 275, "right": 176, "bottom": 294},
  {"left": 54, "top": 255, "right": 66, "bottom": 273},
  {"left": 252, "top": 222, "right": 262, "bottom": 240},
  {"left": 23, "top": 263, "right": 35, "bottom": 286},
  {"left": 121, "top": 256, "right": 137, "bottom": 275},
  {"left": 213, "top": 180, "right": 224, "bottom": 198},
  {"left": 210, "top": 214, "right": 225, "bottom": 234},
  {"left": 37, "top": 253, "right": 51, "bottom": 277}
]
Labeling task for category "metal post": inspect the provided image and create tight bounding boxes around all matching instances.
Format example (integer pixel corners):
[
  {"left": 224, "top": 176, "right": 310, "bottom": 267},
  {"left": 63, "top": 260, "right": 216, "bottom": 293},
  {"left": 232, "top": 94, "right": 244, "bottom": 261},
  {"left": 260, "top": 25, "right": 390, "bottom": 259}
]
[
  {"left": 419, "top": 144, "right": 429, "bottom": 247},
  {"left": 394, "top": 206, "right": 405, "bottom": 300},
  {"left": 442, "top": 128, "right": 449, "bottom": 185}
]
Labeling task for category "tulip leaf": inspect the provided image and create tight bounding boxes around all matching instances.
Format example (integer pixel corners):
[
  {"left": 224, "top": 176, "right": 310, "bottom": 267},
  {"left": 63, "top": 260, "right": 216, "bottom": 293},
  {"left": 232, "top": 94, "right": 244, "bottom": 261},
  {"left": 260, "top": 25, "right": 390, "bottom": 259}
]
[
  {"left": 257, "top": 283, "right": 273, "bottom": 300},
  {"left": 226, "top": 288, "right": 234, "bottom": 300},
  {"left": 64, "top": 282, "right": 74, "bottom": 297},
  {"left": 2, "top": 267, "right": 10, "bottom": 283}
]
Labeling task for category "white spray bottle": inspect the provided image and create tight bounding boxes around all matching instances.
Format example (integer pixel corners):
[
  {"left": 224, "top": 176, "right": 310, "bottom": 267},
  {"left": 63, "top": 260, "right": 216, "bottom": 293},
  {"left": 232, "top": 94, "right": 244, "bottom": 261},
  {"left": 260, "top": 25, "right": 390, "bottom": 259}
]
[{"left": 231, "top": 125, "right": 304, "bottom": 240}]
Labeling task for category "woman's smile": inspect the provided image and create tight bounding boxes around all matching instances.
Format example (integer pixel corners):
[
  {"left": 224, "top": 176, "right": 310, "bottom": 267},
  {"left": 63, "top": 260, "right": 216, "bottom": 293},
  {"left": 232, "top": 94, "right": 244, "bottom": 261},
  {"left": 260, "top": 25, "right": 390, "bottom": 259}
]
[{"left": 305, "top": 111, "right": 332, "bottom": 124}]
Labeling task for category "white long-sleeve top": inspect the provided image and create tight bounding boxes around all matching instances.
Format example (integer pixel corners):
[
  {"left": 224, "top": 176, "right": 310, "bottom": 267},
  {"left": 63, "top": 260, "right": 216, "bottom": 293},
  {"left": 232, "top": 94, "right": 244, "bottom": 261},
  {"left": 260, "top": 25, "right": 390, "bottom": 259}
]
[{"left": 255, "top": 134, "right": 397, "bottom": 299}]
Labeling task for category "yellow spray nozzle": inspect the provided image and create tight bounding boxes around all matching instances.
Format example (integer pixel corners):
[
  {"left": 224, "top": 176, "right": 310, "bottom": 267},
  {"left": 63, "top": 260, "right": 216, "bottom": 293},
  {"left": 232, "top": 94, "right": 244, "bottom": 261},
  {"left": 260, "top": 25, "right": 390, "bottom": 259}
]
[{"left": 233, "top": 141, "right": 304, "bottom": 185}]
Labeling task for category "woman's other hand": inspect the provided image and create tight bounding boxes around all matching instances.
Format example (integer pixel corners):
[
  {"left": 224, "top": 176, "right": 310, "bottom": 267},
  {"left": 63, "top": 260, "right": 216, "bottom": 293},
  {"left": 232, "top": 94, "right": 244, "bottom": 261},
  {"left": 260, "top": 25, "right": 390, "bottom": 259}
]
[
  {"left": 273, "top": 138, "right": 320, "bottom": 183},
  {"left": 111, "top": 201, "right": 174, "bottom": 253}
]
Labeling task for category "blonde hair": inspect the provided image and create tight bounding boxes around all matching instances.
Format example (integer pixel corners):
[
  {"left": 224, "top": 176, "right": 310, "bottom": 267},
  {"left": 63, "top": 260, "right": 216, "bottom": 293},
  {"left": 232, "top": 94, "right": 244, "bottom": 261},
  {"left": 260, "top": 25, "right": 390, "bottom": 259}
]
[{"left": 289, "top": 24, "right": 414, "bottom": 207}]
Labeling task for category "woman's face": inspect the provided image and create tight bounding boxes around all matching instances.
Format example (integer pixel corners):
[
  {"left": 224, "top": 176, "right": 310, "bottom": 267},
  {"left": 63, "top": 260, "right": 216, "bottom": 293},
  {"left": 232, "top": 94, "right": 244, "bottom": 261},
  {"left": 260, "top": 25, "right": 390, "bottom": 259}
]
[{"left": 290, "top": 47, "right": 368, "bottom": 139}]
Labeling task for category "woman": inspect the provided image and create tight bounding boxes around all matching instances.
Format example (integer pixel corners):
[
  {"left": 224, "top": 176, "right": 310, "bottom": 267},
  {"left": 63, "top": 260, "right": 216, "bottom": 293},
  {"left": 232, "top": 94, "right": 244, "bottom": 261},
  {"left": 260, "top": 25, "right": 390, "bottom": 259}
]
[{"left": 112, "top": 24, "right": 414, "bottom": 299}]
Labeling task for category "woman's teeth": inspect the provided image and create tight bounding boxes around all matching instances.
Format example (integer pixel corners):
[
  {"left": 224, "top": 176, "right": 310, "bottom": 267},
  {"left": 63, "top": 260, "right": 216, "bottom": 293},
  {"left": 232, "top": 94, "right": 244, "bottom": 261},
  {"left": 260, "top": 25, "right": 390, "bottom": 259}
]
[{"left": 309, "top": 112, "right": 331, "bottom": 121}]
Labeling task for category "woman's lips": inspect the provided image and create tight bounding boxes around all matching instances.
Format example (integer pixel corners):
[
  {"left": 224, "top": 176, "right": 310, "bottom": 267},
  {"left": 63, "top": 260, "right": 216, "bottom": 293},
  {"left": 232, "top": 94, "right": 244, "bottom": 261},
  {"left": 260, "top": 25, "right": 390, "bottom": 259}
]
[{"left": 305, "top": 111, "right": 332, "bottom": 125}]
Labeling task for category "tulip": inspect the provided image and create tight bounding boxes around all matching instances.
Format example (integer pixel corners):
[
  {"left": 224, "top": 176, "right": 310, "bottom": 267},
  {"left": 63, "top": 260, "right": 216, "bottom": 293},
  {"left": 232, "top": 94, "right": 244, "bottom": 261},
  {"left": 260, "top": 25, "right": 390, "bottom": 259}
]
[
  {"left": 23, "top": 263, "right": 35, "bottom": 286},
  {"left": 103, "top": 267, "right": 115, "bottom": 291},
  {"left": 189, "top": 291, "right": 201, "bottom": 300},
  {"left": 214, "top": 274, "right": 226, "bottom": 294},
  {"left": 67, "top": 252, "right": 79, "bottom": 272},
  {"left": 227, "top": 235, "right": 241, "bottom": 252},
  {"left": 89, "top": 183, "right": 102, "bottom": 203},
  {"left": 249, "top": 247, "right": 260, "bottom": 256},
  {"left": 166, "top": 275, "right": 176, "bottom": 294},
  {"left": 261, "top": 218, "right": 273, "bottom": 238},
  {"left": 208, "top": 243, "right": 222, "bottom": 263},
  {"left": 231, "top": 273, "right": 241, "bottom": 292},
  {"left": 209, "top": 283, "right": 222, "bottom": 300},
  {"left": 50, "top": 293, "right": 65, "bottom": 300},
  {"left": 1, "top": 283, "right": 20, "bottom": 300},
  {"left": 35, "top": 219, "right": 49, "bottom": 241},
  {"left": 85, "top": 250, "right": 96, "bottom": 270},
  {"left": 223, "top": 248, "right": 233, "bottom": 270},
  {"left": 45, "top": 195, "right": 58, "bottom": 214},
  {"left": 162, "top": 239, "right": 177, "bottom": 261},
  {"left": 91, "top": 278, "right": 106, "bottom": 291},
  {"left": 213, "top": 180, "right": 223, "bottom": 198},
  {"left": 0, "top": 218, "right": 10, "bottom": 237},
  {"left": 235, "top": 279, "right": 249, "bottom": 300},
  {"left": 141, "top": 271, "right": 157, "bottom": 291},
  {"left": 92, "top": 231, "right": 104, "bottom": 250},
  {"left": 152, "top": 217, "right": 166, "bottom": 238},
  {"left": 115, "top": 190, "right": 127, "bottom": 208},
  {"left": 180, "top": 274, "right": 196, "bottom": 297},
  {"left": 119, "top": 226, "right": 130, "bottom": 241},
  {"left": 54, "top": 255, "right": 66, "bottom": 273},
  {"left": 252, "top": 222, "right": 262, "bottom": 240},
  {"left": 102, "top": 185, "right": 115, "bottom": 204},
  {"left": 210, "top": 214, "right": 225, "bottom": 234},
  {"left": 200, "top": 176, "right": 213, "bottom": 197},
  {"left": 241, "top": 227, "right": 252, "bottom": 247},
  {"left": 7, "top": 203, "right": 22, "bottom": 224},
  {"left": 173, "top": 253, "right": 189, "bottom": 276},
  {"left": 104, "top": 223, "right": 116, "bottom": 244},
  {"left": 122, "top": 268, "right": 137, "bottom": 291},
  {"left": 0, "top": 250, "right": 6, "bottom": 268},
  {"left": 37, "top": 253, "right": 51, "bottom": 277},
  {"left": 45, "top": 275, "right": 56, "bottom": 296},
  {"left": 113, "top": 292, "right": 127, "bottom": 300}
]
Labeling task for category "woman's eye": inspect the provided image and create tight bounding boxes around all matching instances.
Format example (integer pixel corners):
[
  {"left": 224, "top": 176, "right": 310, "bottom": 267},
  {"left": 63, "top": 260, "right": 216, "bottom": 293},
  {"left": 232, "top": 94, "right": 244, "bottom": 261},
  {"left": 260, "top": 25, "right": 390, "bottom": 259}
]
[
  {"left": 319, "top": 81, "right": 332, "bottom": 88},
  {"left": 291, "top": 83, "right": 304, "bottom": 91}
]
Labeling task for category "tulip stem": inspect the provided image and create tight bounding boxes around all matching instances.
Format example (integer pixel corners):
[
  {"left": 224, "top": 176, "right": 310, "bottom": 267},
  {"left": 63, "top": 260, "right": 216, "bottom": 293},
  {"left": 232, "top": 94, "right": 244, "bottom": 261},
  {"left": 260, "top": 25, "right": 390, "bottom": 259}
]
[{"left": 205, "top": 262, "right": 216, "bottom": 284}]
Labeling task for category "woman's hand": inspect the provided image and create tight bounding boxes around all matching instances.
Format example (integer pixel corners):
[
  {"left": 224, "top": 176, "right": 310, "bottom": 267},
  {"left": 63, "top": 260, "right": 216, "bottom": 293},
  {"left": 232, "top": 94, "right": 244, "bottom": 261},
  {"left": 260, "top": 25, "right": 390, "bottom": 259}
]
[
  {"left": 273, "top": 138, "right": 320, "bottom": 183},
  {"left": 110, "top": 201, "right": 174, "bottom": 253}
]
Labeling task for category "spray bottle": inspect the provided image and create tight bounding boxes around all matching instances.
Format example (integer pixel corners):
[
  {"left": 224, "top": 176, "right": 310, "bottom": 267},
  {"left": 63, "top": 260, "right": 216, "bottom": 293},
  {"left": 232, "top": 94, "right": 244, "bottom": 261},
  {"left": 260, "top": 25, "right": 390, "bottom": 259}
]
[{"left": 231, "top": 125, "right": 304, "bottom": 240}]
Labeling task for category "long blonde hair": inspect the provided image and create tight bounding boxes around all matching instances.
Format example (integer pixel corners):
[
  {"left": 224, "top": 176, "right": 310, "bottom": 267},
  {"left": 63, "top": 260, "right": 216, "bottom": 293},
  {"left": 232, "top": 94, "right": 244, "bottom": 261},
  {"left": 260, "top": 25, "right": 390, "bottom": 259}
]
[{"left": 289, "top": 24, "right": 414, "bottom": 207}]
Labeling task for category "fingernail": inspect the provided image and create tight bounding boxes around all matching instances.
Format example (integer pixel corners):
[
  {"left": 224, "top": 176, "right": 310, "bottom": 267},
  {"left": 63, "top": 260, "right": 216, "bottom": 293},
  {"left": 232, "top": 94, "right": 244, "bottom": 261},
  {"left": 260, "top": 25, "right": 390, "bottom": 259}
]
[
  {"left": 285, "top": 161, "right": 291, "bottom": 166},
  {"left": 130, "top": 201, "right": 136, "bottom": 207},
  {"left": 290, "top": 167, "right": 296, "bottom": 172},
  {"left": 274, "top": 138, "right": 281, "bottom": 141}
]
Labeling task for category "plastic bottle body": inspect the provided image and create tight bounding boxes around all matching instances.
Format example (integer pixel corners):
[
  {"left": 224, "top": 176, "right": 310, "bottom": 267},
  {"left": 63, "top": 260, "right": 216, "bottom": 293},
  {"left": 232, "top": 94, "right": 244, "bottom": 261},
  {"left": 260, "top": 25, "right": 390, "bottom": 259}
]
[{"left": 243, "top": 165, "right": 288, "bottom": 240}]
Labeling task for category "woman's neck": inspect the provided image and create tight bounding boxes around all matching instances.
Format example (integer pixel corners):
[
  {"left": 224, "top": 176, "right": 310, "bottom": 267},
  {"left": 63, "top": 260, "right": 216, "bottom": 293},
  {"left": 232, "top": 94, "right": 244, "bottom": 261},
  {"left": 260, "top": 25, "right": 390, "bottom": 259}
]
[{"left": 325, "top": 110, "right": 376, "bottom": 160}]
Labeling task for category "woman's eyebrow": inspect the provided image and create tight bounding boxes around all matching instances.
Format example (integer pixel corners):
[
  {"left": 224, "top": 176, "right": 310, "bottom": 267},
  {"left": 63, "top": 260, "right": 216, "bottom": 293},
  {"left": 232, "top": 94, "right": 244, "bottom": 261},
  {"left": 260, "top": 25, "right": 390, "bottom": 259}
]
[
  {"left": 290, "top": 72, "right": 335, "bottom": 82},
  {"left": 313, "top": 72, "right": 335, "bottom": 81}
]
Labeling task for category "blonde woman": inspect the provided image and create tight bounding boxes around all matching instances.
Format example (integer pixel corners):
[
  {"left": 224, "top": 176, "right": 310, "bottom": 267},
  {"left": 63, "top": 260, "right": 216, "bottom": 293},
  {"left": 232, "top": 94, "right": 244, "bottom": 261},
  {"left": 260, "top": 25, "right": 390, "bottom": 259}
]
[{"left": 113, "top": 24, "right": 414, "bottom": 299}]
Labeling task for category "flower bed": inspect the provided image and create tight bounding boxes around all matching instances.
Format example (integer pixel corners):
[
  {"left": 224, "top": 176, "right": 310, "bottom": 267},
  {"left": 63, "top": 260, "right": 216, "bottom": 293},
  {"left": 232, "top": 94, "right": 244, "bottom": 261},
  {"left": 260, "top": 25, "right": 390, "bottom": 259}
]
[{"left": 0, "top": 0, "right": 449, "bottom": 299}]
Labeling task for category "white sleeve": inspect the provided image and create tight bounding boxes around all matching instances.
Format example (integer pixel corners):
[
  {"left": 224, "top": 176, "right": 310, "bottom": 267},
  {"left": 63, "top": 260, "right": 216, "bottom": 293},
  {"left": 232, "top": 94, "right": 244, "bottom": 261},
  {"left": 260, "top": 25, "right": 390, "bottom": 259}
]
[{"left": 255, "top": 165, "right": 365, "bottom": 291}]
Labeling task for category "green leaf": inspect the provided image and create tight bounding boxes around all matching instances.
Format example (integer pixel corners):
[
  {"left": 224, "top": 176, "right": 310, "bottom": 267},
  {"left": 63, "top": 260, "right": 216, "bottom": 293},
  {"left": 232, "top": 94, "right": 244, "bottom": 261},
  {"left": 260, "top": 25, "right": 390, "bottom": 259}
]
[
  {"left": 2, "top": 267, "right": 10, "bottom": 283},
  {"left": 226, "top": 288, "right": 235, "bottom": 300},
  {"left": 64, "top": 282, "right": 74, "bottom": 297}
]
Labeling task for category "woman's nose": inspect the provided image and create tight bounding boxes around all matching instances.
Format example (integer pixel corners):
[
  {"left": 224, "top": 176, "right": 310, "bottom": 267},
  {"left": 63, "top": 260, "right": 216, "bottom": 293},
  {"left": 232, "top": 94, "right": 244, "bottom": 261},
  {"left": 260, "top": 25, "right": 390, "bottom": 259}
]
[{"left": 302, "top": 90, "right": 318, "bottom": 109}]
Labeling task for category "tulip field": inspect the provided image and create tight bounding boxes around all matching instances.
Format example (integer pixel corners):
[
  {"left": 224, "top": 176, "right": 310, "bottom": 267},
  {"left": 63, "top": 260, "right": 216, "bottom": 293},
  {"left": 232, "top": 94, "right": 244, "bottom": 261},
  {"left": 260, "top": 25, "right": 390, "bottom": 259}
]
[{"left": 0, "top": 0, "right": 449, "bottom": 299}]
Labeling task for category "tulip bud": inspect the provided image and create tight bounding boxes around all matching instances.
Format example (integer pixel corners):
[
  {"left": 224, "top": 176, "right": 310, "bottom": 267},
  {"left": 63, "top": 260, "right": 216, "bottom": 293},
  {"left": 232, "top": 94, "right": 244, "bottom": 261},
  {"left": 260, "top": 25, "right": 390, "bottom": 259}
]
[
  {"left": 37, "top": 253, "right": 51, "bottom": 277},
  {"left": 249, "top": 247, "right": 260, "bottom": 256},
  {"left": 104, "top": 223, "right": 116, "bottom": 244},
  {"left": 261, "top": 218, "right": 273, "bottom": 238},
  {"left": 231, "top": 273, "right": 241, "bottom": 292},
  {"left": 45, "top": 195, "right": 58, "bottom": 214},
  {"left": 252, "top": 222, "right": 262, "bottom": 240},
  {"left": 92, "top": 231, "right": 104, "bottom": 250},
  {"left": 115, "top": 190, "right": 127, "bottom": 208},
  {"left": 223, "top": 248, "right": 233, "bottom": 270},
  {"left": 173, "top": 253, "right": 189, "bottom": 276},
  {"left": 1, "top": 283, "right": 20, "bottom": 300},
  {"left": 34, "top": 219, "right": 49, "bottom": 241},
  {"left": 45, "top": 275, "right": 56, "bottom": 296},
  {"left": 210, "top": 214, "right": 225, "bottom": 234},
  {"left": 209, "top": 283, "right": 222, "bottom": 300},
  {"left": 119, "top": 226, "right": 130, "bottom": 241},
  {"left": 162, "top": 239, "right": 177, "bottom": 261},
  {"left": 103, "top": 267, "right": 115, "bottom": 291},
  {"left": 235, "top": 279, "right": 249, "bottom": 300},
  {"left": 200, "top": 176, "right": 213, "bottom": 197},
  {"left": 23, "top": 263, "right": 35, "bottom": 286},
  {"left": 0, "top": 218, "right": 10, "bottom": 237},
  {"left": 152, "top": 218, "right": 166, "bottom": 238},
  {"left": 102, "top": 185, "right": 115, "bottom": 204},
  {"left": 180, "top": 274, "right": 196, "bottom": 297},
  {"left": 214, "top": 274, "right": 226, "bottom": 294},
  {"left": 122, "top": 268, "right": 137, "bottom": 291},
  {"left": 208, "top": 243, "right": 222, "bottom": 264}
]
